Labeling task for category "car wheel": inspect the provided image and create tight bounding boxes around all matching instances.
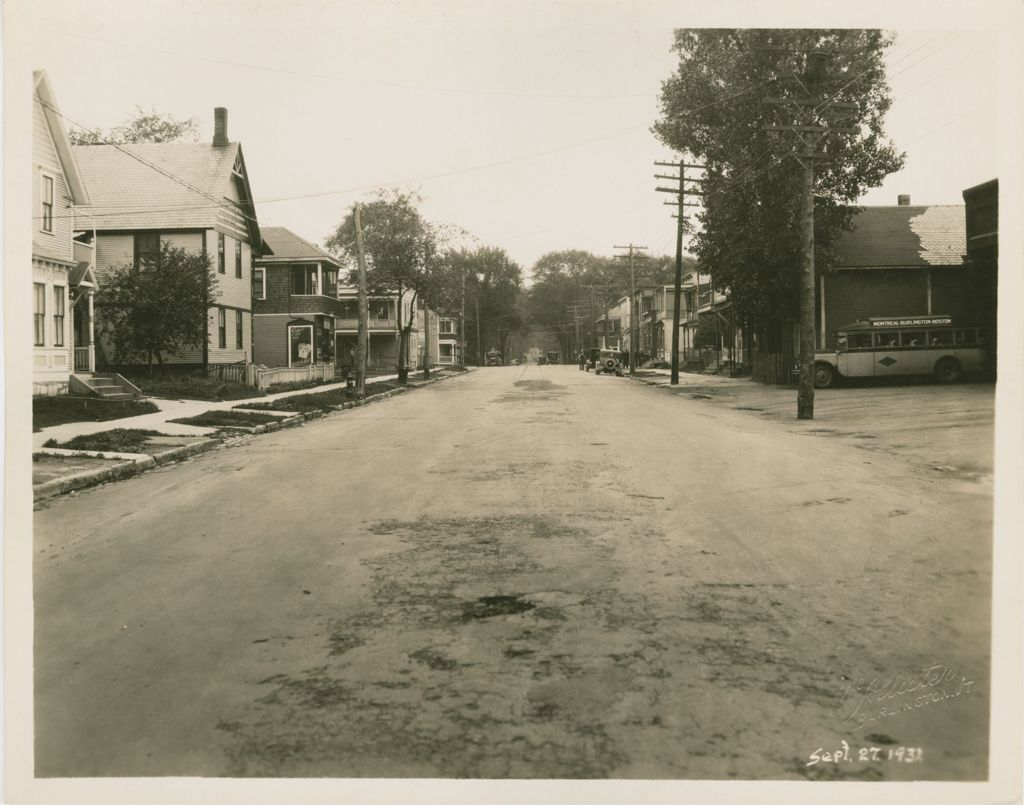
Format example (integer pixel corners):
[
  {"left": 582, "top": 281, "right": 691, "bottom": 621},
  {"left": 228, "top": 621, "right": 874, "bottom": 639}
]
[
  {"left": 935, "top": 357, "right": 962, "bottom": 383},
  {"left": 813, "top": 363, "right": 837, "bottom": 389}
]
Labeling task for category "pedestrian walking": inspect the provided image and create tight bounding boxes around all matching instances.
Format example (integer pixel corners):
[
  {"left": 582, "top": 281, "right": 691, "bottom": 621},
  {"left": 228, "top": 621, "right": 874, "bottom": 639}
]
[{"left": 578, "top": 350, "right": 585, "bottom": 370}]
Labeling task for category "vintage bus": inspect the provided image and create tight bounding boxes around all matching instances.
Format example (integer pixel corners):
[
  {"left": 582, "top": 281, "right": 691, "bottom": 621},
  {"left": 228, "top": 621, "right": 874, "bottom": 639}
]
[{"left": 813, "top": 316, "right": 985, "bottom": 388}]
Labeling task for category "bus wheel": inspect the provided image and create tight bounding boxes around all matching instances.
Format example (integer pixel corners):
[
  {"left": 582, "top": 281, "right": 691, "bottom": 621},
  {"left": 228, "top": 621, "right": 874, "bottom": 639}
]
[
  {"left": 935, "top": 357, "right": 962, "bottom": 383},
  {"left": 813, "top": 363, "right": 837, "bottom": 389}
]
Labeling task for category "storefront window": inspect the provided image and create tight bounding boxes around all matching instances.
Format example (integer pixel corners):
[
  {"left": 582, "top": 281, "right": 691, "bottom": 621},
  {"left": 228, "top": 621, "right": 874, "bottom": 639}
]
[{"left": 289, "top": 325, "right": 314, "bottom": 366}]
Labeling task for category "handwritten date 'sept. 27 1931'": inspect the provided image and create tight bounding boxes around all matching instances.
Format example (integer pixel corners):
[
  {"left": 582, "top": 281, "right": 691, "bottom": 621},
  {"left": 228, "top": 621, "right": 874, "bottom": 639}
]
[{"left": 807, "top": 741, "right": 924, "bottom": 767}]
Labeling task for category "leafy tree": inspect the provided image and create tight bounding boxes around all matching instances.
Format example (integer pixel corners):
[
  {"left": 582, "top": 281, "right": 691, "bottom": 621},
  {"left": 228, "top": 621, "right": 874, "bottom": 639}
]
[
  {"left": 325, "top": 190, "right": 439, "bottom": 382},
  {"left": 526, "top": 250, "right": 687, "bottom": 354},
  {"left": 653, "top": 29, "right": 904, "bottom": 337},
  {"left": 96, "top": 243, "right": 217, "bottom": 374},
  {"left": 445, "top": 247, "right": 524, "bottom": 362},
  {"left": 70, "top": 106, "right": 200, "bottom": 145}
]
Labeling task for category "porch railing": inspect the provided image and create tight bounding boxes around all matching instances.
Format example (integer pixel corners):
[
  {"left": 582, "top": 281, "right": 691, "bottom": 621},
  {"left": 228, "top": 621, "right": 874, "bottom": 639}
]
[{"left": 73, "top": 346, "right": 93, "bottom": 372}]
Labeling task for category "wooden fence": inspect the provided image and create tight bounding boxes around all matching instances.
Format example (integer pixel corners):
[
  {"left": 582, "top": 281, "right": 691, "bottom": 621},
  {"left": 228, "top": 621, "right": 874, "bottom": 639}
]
[
  {"left": 212, "top": 362, "right": 338, "bottom": 391},
  {"left": 752, "top": 352, "right": 794, "bottom": 385}
]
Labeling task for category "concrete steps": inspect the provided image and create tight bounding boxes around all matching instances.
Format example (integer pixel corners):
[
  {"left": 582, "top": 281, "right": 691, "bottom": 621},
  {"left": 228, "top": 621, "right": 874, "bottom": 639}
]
[{"left": 69, "top": 372, "right": 144, "bottom": 401}]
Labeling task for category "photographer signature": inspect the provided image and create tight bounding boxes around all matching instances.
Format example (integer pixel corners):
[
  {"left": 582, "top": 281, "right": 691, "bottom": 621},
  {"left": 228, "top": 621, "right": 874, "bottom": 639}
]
[{"left": 834, "top": 663, "right": 975, "bottom": 731}]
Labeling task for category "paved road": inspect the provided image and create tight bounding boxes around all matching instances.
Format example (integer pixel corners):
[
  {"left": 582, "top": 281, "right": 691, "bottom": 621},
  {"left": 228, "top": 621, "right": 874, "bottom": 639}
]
[{"left": 34, "top": 366, "right": 992, "bottom": 779}]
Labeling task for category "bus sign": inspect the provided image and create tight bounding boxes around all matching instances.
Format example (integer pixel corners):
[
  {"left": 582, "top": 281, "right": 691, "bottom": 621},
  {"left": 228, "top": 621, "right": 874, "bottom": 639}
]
[{"left": 868, "top": 316, "right": 953, "bottom": 328}]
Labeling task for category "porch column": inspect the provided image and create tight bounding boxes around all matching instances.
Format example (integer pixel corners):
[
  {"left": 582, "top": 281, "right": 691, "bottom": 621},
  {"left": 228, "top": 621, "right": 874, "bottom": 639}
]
[{"left": 87, "top": 292, "right": 96, "bottom": 371}]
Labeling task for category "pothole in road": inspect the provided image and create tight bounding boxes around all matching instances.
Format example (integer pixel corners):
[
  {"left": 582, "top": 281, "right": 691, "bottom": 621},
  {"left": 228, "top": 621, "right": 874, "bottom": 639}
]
[
  {"left": 461, "top": 594, "right": 536, "bottom": 620},
  {"left": 513, "top": 380, "right": 563, "bottom": 390}
]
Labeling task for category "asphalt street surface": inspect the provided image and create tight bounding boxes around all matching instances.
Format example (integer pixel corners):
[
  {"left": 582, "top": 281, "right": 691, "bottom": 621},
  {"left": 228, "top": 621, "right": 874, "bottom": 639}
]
[{"left": 34, "top": 366, "right": 992, "bottom": 779}]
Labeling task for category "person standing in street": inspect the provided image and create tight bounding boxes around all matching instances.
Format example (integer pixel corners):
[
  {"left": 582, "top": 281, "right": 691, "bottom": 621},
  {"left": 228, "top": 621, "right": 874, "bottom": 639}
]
[{"left": 578, "top": 350, "right": 585, "bottom": 370}]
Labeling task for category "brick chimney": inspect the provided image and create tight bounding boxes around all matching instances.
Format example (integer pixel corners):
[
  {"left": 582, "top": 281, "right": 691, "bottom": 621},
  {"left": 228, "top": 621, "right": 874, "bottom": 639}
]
[
  {"left": 213, "top": 107, "right": 228, "bottom": 147},
  {"left": 897, "top": 194, "right": 911, "bottom": 206}
]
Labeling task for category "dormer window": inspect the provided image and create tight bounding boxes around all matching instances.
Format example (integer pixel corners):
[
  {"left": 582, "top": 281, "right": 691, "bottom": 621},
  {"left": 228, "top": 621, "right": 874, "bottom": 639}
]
[{"left": 41, "top": 175, "right": 54, "bottom": 233}]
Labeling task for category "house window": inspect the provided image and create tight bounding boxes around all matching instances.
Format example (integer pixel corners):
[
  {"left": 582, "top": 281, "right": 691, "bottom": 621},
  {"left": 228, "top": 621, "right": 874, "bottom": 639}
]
[
  {"left": 53, "top": 286, "right": 65, "bottom": 347},
  {"left": 439, "top": 319, "right": 455, "bottom": 335},
  {"left": 41, "top": 175, "right": 54, "bottom": 233},
  {"left": 135, "top": 232, "right": 160, "bottom": 266},
  {"left": 323, "top": 267, "right": 338, "bottom": 298},
  {"left": 218, "top": 233, "right": 226, "bottom": 273},
  {"left": 34, "top": 283, "right": 46, "bottom": 346},
  {"left": 218, "top": 308, "right": 226, "bottom": 348},
  {"left": 372, "top": 300, "right": 391, "bottom": 319},
  {"left": 235, "top": 310, "right": 243, "bottom": 349},
  {"left": 235, "top": 240, "right": 242, "bottom": 278},
  {"left": 339, "top": 300, "right": 357, "bottom": 318},
  {"left": 252, "top": 268, "right": 265, "bottom": 300},
  {"left": 290, "top": 264, "right": 318, "bottom": 295}
]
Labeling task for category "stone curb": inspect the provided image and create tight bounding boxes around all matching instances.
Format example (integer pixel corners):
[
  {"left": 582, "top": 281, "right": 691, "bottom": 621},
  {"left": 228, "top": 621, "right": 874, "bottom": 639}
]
[
  {"left": 33, "top": 372, "right": 460, "bottom": 501},
  {"left": 33, "top": 438, "right": 221, "bottom": 501}
]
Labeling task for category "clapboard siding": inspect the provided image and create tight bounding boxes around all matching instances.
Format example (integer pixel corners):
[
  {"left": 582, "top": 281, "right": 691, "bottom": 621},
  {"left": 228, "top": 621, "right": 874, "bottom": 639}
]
[{"left": 252, "top": 314, "right": 289, "bottom": 367}]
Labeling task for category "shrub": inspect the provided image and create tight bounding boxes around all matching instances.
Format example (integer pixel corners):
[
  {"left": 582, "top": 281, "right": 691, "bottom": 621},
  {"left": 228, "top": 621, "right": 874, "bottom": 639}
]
[
  {"left": 122, "top": 372, "right": 263, "bottom": 401},
  {"left": 46, "top": 428, "right": 161, "bottom": 453},
  {"left": 33, "top": 396, "right": 159, "bottom": 431},
  {"left": 236, "top": 381, "right": 399, "bottom": 413},
  {"left": 168, "top": 410, "right": 284, "bottom": 428}
]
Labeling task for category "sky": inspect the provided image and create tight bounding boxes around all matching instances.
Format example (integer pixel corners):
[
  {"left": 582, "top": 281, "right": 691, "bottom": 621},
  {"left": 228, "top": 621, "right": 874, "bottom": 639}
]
[{"left": 9, "top": 0, "right": 1009, "bottom": 279}]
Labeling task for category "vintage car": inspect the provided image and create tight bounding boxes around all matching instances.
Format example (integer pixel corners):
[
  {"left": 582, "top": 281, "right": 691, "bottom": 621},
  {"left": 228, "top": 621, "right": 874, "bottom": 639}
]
[
  {"left": 594, "top": 349, "right": 625, "bottom": 376},
  {"left": 484, "top": 350, "right": 503, "bottom": 366}
]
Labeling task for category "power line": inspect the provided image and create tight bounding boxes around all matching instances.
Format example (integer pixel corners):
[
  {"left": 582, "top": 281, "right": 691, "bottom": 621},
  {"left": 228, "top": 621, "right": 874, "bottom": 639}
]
[
  {"left": 902, "top": 95, "right": 996, "bottom": 145},
  {"left": 56, "top": 30, "right": 659, "bottom": 101},
  {"left": 36, "top": 94, "right": 260, "bottom": 228}
]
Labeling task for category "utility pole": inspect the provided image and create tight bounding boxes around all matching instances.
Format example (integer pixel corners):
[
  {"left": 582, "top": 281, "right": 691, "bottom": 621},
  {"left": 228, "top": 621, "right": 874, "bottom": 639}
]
[
  {"left": 422, "top": 295, "right": 430, "bottom": 380},
  {"left": 656, "top": 160, "right": 705, "bottom": 384},
  {"left": 353, "top": 203, "right": 369, "bottom": 398},
  {"left": 581, "top": 284, "right": 611, "bottom": 350},
  {"left": 764, "top": 50, "right": 857, "bottom": 419},
  {"left": 459, "top": 269, "right": 466, "bottom": 368},
  {"left": 614, "top": 244, "right": 648, "bottom": 375},
  {"left": 566, "top": 304, "right": 584, "bottom": 355}
]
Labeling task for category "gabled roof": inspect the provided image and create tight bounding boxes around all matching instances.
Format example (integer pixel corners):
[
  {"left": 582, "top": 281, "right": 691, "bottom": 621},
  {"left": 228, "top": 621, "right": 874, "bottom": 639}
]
[
  {"left": 71, "top": 141, "right": 261, "bottom": 246},
  {"left": 831, "top": 205, "right": 966, "bottom": 268},
  {"left": 33, "top": 70, "right": 89, "bottom": 205},
  {"left": 259, "top": 226, "right": 340, "bottom": 266}
]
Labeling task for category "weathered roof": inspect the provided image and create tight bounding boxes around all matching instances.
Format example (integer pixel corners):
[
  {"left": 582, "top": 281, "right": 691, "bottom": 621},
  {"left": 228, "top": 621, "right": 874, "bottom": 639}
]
[
  {"left": 832, "top": 205, "right": 966, "bottom": 268},
  {"left": 72, "top": 141, "right": 247, "bottom": 231},
  {"left": 259, "top": 226, "right": 339, "bottom": 265}
]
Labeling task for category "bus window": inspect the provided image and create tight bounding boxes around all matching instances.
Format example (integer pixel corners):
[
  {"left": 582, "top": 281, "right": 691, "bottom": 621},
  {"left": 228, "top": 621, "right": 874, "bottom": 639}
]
[
  {"left": 836, "top": 334, "right": 848, "bottom": 351},
  {"left": 955, "top": 330, "right": 977, "bottom": 346},
  {"left": 848, "top": 333, "right": 872, "bottom": 350},
  {"left": 901, "top": 330, "right": 925, "bottom": 347},
  {"left": 928, "top": 330, "right": 954, "bottom": 346},
  {"left": 874, "top": 332, "right": 897, "bottom": 348}
]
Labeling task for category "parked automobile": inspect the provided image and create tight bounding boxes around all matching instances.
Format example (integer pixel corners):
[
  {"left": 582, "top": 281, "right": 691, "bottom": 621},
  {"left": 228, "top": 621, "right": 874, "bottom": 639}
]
[
  {"left": 585, "top": 347, "right": 601, "bottom": 371},
  {"left": 594, "top": 349, "right": 625, "bottom": 376},
  {"left": 546, "top": 351, "right": 560, "bottom": 365},
  {"left": 484, "top": 350, "right": 503, "bottom": 366}
]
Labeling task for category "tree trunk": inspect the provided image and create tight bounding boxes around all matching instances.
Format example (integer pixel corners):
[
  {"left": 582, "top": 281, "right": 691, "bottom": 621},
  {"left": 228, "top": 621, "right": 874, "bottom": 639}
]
[{"left": 396, "top": 284, "right": 408, "bottom": 384}]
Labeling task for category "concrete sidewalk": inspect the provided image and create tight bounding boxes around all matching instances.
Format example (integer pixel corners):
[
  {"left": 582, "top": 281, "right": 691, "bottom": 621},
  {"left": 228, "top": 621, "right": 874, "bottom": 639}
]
[{"left": 33, "top": 372, "right": 400, "bottom": 450}]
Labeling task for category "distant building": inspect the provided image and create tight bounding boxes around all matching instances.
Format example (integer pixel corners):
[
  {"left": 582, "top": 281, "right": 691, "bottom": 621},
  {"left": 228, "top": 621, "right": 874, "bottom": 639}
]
[
  {"left": 32, "top": 70, "right": 94, "bottom": 395},
  {"left": 819, "top": 197, "right": 969, "bottom": 350},
  {"left": 73, "top": 107, "right": 261, "bottom": 370},
  {"left": 253, "top": 227, "right": 341, "bottom": 369},
  {"left": 962, "top": 179, "right": 997, "bottom": 375}
]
